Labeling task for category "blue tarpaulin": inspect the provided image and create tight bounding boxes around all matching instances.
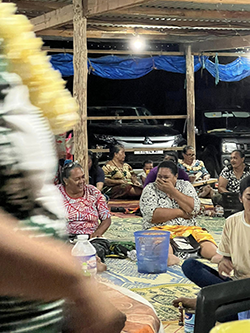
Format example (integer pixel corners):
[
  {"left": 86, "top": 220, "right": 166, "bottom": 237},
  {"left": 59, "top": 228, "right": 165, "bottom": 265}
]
[{"left": 50, "top": 53, "right": 250, "bottom": 82}]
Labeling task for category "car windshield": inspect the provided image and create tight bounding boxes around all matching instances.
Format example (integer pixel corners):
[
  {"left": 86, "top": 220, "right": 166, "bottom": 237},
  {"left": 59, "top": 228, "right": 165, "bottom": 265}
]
[
  {"left": 88, "top": 107, "right": 156, "bottom": 125},
  {"left": 203, "top": 111, "right": 250, "bottom": 132}
]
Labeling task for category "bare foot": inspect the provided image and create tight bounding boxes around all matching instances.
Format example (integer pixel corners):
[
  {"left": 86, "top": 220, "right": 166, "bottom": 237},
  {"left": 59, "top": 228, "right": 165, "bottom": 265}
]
[
  {"left": 211, "top": 253, "right": 223, "bottom": 264},
  {"left": 172, "top": 297, "right": 197, "bottom": 310},
  {"left": 96, "top": 256, "right": 107, "bottom": 273},
  {"left": 168, "top": 254, "right": 180, "bottom": 266}
]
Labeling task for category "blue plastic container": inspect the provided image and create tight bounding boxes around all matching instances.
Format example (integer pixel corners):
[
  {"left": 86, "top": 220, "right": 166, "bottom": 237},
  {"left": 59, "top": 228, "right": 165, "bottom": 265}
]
[{"left": 134, "top": 230, "right": 170, "bottom": 274}]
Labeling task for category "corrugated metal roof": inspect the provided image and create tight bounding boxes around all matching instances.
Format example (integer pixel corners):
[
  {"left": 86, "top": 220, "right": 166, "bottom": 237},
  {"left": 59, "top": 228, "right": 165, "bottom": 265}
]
[{"left": 143, "top": 1, "right": 250, "bottom": 12}]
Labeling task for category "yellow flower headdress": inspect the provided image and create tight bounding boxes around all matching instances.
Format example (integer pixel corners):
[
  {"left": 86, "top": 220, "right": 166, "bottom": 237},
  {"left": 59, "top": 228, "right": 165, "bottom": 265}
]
[{"left": 0, "top": 1, "right": 79, "bottom": 134}]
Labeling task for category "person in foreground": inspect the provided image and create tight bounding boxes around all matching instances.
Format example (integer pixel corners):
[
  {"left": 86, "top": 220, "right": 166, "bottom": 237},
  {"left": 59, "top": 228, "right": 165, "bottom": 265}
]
[
  {"left": 173, "top": 174, "right": 250, "bottom": 322},
  {"left": 58, "top": 162, "right": 111, "bottom": 239},
  {"left": 143, "top": 151, "right": 189, "bottom": 187},
  {"left": 0, "top": 74, "right": 125, "bottom": 332},
  {"left": 140, "top": 161, "right": 220, "bottom": 266},
  {"left": 102, "top": 143, "right": 142, "bottom": 199}
]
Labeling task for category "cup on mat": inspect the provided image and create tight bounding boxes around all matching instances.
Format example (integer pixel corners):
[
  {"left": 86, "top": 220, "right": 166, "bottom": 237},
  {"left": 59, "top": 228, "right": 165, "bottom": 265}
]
[{"left": 134, "top": 230, "right": 170, "bottom": 274}]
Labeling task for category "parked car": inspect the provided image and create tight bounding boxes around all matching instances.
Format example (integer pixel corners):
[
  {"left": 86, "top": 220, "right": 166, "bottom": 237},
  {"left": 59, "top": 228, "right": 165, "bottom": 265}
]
[
  {"left": 196, "top": 108, "right": 250, "bottom": 177},
  {"left": 87, "top": 106, "right": 186, "bottom": 168}
]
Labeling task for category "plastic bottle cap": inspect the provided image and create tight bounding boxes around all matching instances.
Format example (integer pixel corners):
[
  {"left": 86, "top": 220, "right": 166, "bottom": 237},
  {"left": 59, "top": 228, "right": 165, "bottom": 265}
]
[{"left": 77, "top": 235, "right": 89, "bottom": 240}]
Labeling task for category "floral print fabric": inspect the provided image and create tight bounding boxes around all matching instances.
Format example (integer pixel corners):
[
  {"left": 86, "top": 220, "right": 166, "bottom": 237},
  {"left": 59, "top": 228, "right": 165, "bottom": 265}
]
[{"left": 178, "top": 159, "right": 209, "bottom": 177}]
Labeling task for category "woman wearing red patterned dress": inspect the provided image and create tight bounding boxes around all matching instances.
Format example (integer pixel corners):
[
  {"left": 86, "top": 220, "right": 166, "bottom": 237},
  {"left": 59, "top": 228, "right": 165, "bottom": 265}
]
[{"left": 57, "top": 162, "right": 111, "bottom": 239}]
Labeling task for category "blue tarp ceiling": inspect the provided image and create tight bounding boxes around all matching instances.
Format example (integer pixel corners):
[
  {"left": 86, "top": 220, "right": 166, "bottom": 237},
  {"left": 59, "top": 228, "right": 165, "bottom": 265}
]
[{"left": 50, "top": 53, "right": 250, "bottom": 83}]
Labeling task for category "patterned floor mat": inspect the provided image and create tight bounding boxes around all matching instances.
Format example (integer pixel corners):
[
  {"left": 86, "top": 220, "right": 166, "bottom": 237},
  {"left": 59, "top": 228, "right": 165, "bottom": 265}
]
[{"left": 131, "top": 284, "right": 200, "bottom": 322}]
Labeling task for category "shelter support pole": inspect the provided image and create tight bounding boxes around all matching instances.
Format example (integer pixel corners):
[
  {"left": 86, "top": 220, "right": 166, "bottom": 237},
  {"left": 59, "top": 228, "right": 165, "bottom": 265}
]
[
  {"left": 73, "top": 0, "right": 89, "bottom": 180},
  {"left": 185, "top": 44, "right": 196, "bottom": 151}
]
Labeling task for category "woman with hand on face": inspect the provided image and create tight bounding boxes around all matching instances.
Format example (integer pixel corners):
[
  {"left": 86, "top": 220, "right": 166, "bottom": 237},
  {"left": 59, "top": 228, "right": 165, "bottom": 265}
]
[
  {"left": 57, "top": 162, "right": 111, "bottom": 240},
  {"left": 102, "top": 143, "right": 142, "bottom": 199},
  {"left": 179, "top": 145, "right": 210, "bottom": 183},
  {"left": 140, "top": 161, "right": 220, "bottom": 266},
  {"left": 143, "top": 150, "right": 189, "bottom": 187}
]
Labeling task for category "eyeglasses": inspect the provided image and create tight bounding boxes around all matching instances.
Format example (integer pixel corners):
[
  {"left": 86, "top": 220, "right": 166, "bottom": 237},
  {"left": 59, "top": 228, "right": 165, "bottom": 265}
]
[{"left": 63, "top": 161, "right": 79, "bottom": 170}]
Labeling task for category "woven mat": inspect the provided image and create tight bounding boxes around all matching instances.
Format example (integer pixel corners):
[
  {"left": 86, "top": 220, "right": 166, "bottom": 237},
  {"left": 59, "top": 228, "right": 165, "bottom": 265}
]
[{"left": 103, "top": 214, "right": 226, "bottom": 329}]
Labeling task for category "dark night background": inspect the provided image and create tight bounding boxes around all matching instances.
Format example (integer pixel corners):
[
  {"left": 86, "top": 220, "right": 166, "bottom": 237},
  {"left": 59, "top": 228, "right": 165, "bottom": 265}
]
[{"left": 65, "top": 57, "right": 250, "bottom": 134}]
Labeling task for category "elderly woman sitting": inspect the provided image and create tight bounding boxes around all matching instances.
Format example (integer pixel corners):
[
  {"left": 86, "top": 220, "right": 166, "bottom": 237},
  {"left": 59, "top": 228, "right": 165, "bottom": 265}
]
[
  {"left": 140, "top": 161, "right": 221, "bottom": 266},
  {"left": 179, "top": 145, "right": 210, "bottom": 183},
  {"left": 57, "top": 162, "right": 111, "bottom": 239},
  {"left": 102, "top": 143, "right": 142, "bottom": 199}
]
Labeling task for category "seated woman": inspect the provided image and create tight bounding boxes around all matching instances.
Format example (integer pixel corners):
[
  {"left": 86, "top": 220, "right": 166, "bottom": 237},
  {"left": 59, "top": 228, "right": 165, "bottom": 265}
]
[
  {"left": 218, "top": 150, "right": 250, "bottom": 194},
  {"left": 57, "top": 162, "right": 111, "bottom": 239},
  {"left": 143, "top": 151, "right": 189, "bottom": 187},
  {"left": 140, "top": 161, "right": 220, "bottom": 266},
  {"left": 179, "top": 145, "right": 210, "bottom": 183},
  {"left": 88, "top": 150, "right": 105, "bottom": 191},
  {"left": 102, "top": 143, "right": 142, "bottom": 199},
  {"left": 212, "top": 150, "right": 250, "bottom": 207},
  {"left": 173, "top": 175, "right": 250, "bottom": 322}
]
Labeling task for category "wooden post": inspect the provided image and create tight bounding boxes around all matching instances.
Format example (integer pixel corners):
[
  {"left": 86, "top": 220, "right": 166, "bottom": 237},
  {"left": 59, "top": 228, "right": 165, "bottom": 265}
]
[
  {"left": 185, "top": 45, "right": 196, "bottom": 151},
  {"left": 73, "top": 0, "right": 89, "bottom": 180}
]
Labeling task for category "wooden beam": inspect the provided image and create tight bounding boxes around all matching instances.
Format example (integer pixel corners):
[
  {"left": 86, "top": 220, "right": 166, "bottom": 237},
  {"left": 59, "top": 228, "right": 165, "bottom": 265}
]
[
  {"left": 87, "top": 0, "right": 153, "bottom": 16},
  {"left": 87, "top": 0, "right": 250, "bottom": 16},
  {"left": 192, "top": 34, "right": 250, "bottom": 52},
  {"left": 162, "top": 0, "right": 250, "bottom": 4},
  {"left": 42, "top": 46, "right": 250, "bottom": 57},
  {"left": 90, "top": 147, "right": 185, "bottom": 153},
  {"left": 73, "top": 0, "right": 89, "bottom": 178},
  {"left": 36, "top": 25, "right": 225, "bottom": 40},
  {"left": 15, "top": 0, "right": 65, "bottom": 12},
  {"left": 185, "top": 45, "right": 196, "bottom": 151},
  {"left": 86, "top": 115, "right": 187, "bottom": 120},
  {"left": 31, "top": 5, "right": 73, "bottom": 32}
]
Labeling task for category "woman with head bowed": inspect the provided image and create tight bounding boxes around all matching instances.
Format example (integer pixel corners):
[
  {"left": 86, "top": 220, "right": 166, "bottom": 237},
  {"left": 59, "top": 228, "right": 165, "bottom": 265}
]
[{"left": 102, "top": 143, "right": 142, "bottom": 199}]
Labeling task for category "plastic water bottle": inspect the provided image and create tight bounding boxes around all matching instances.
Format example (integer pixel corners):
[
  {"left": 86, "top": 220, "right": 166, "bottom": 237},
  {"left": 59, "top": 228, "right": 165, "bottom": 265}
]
[{"left": 71, "top": 235, "right": 97, "bottom": 277}]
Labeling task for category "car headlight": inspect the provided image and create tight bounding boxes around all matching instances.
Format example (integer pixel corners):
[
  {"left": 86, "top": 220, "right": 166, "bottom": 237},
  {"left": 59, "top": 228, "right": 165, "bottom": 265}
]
[{"left": 222, "top": 142, "right": 237, "bottom": 153}]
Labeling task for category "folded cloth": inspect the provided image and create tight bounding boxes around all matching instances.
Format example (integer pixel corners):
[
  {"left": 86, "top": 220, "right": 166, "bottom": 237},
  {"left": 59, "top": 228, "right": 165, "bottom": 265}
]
[
  {"left": 98, "top": 282, "right": 163, "bottom": 333},
  {"left": 150, "top": 225, "right": 217, "bottom": 246}
]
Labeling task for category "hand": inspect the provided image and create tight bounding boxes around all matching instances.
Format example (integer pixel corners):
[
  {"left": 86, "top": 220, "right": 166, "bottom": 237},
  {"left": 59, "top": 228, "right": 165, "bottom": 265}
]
[
  {"left": 89, "top": 233, "right": 101, "bottom": 239},
  {"left": 178, "top": 209, "right": 191, "bottom": 219},
  {"left": 66, "top": 281, "right": 126, "bottom": 333},
  {"left": 133, "top": 180, "right": 142, "bottom": 187},
  {"left": 156, "top": 178, "right": 176, "bottom": 197},
  {"left": 218, "top": 257, "right": 234, "bottom": 277},
  {"left": 189, "top": 175, "right": 196, "bottom": 183}
]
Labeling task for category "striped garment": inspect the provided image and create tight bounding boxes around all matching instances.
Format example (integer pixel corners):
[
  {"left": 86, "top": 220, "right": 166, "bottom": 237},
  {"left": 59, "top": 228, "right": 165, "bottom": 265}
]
[{"left": 0, "top": 70, "right": 67, "bottom": 332}]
